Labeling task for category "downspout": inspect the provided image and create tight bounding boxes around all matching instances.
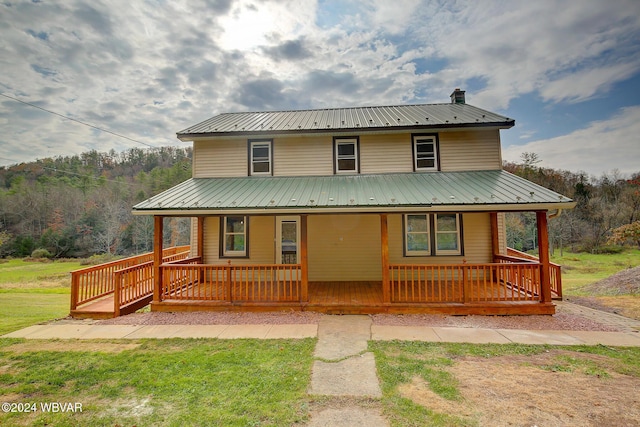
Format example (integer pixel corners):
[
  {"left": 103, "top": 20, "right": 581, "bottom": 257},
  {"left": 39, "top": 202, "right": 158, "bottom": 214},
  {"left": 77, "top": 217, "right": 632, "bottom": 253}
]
[{"left": 548, "top": 209, "right": 563, "bottom": 219}]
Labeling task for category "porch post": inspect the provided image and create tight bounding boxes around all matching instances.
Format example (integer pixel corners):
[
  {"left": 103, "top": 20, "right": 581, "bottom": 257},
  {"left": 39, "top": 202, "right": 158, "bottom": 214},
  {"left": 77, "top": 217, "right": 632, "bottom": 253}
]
[
  {"left": 380, "top": 214, "right": 390, "bottom": 304},
  {"left": 490, "top": 212, "right": 500, "bottom": 260},
  {"left": 536, "top": 211, "right": 551, "bottom": 303},
  {"left": 153, "top": 216, "right": 164, "bottom": 303},
  {"left": 300, "top": 214, "right": 309, "bottom": 302}
]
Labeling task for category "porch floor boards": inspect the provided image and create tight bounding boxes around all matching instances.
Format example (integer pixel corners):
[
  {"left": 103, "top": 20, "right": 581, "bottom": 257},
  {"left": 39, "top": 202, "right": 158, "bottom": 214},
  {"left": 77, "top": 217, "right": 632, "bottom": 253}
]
[
  {"left": 153, "top": 281, "right": 554, "bottom": 315},
  {"left": 71, "top": 281, "right": 553, "bottom": 318}
]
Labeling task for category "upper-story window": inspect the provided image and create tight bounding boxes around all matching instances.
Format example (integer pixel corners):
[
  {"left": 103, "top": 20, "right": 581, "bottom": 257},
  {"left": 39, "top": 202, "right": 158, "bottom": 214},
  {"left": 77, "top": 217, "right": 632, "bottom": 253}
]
[
  {"left": 334, "top": 137, "right": 359, "bottom": 174},
  {"left": 249, "top": 139, "right": 272, "bottom": 175},
  {"left": 413, "top": 134, "right": 439, "bottom": 171}
]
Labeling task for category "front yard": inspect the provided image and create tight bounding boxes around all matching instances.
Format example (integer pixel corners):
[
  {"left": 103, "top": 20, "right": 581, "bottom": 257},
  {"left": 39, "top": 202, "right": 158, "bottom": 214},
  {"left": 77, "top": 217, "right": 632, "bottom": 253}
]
[{"left": 0, "top": 338, "right": 315, "bottom": 426}]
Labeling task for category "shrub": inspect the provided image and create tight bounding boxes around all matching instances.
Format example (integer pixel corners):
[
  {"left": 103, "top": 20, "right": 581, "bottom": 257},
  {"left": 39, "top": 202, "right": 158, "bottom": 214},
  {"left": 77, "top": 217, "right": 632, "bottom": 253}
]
[
  {"left": 80, "top": 253, "right": 120, "bottom": 265},
  {"left": 30, "top": 248, "right": 52, "bottom": 259}
]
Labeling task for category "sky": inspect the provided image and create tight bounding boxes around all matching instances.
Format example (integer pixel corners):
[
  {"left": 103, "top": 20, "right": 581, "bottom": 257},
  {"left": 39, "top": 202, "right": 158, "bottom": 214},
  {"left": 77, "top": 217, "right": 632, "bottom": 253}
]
[{"left": 1, "top": 0, "right": 639, "bottom": 177}]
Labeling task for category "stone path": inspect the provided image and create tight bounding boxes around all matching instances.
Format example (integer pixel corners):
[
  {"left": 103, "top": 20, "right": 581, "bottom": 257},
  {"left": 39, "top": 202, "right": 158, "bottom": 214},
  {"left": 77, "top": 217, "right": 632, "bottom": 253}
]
[
  {"left": 307, "top": 315, "right": 388, "bottom": 427},
  {"left": 556, "top": 300, "right": 640, "bottom": 332}
]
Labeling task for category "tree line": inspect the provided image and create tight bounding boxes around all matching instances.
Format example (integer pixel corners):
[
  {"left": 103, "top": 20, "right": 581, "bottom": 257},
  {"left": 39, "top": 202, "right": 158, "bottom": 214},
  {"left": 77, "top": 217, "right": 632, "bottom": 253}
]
[
  {"left": 504, "top": 153, "right": 640, "bottom": 253},
  {"left": 1, "top": 148, "right": 638, "bottom": 259},
  {"left": 0, "top": 146, "right": 192, "bottom": 258}
]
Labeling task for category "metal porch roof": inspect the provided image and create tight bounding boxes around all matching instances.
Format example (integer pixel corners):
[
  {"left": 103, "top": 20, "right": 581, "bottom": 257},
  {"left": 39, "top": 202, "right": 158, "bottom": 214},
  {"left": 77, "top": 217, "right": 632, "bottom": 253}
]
[
  {"left": 177, "top": 103, "right": 514, "bottom": 139},
  {"left": 132, "top": 170, "right": 575, "bottom": 216}
]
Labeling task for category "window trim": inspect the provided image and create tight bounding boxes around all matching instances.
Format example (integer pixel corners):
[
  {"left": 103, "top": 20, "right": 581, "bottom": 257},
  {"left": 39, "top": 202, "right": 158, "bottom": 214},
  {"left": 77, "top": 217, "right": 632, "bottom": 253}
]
[
  {"left": 333, "top": 137, "right": 359, "bottom": 174},
  {"left": 248, "top": 139, "right": 273, "bottom": 176},
  {"left": 434, "top": 213, "right": 463, "bottom": 256},
  {"left": 403, "top": 214, "right": 431, "bottom": 256},
  {"left": 403, "top": 213, "right": 463, "bottom": 257},
  {"left": 412, "top": 133, "right": 440, "bottom": 172},
  {"left": 220, "top": 215, "right": 249, "bottom": 258}
]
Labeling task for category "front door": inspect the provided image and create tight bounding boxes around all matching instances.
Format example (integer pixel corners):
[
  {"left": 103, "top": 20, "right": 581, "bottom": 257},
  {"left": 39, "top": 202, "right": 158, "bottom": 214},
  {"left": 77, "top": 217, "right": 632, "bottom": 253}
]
[{"left": 276, "top": 216, "right": 300, "bottom": 264}]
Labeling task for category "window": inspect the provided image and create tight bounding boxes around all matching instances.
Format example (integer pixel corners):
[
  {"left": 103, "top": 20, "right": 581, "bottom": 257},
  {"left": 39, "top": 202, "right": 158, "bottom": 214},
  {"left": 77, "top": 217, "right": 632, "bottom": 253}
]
[
  {"left": 249, "top": 140, "right": 272, "bottom": 175},
  {"left": 405, "top": 214, "right": 430, "bottom": 256},
  {"left": 413, "top": 134, "right": 439, "bottom": 171},
  {"left": 221, "top": 216, "right": 248, "bottom": 257},
  {"left": 334, "top": 137, "right": 359, "bottom": 173},
  {"left": 434, "top": 214, "right": 461, "bottom": 255},
  {"left": 404, "top": 213, "right": 462, "bottom": 256}
]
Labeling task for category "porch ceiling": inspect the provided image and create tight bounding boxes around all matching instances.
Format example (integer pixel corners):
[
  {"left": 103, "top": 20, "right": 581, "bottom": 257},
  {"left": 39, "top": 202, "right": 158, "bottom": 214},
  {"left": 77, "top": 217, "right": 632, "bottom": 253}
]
[{"left": 132, "top": 170, "right": 576, "bottom": 215}]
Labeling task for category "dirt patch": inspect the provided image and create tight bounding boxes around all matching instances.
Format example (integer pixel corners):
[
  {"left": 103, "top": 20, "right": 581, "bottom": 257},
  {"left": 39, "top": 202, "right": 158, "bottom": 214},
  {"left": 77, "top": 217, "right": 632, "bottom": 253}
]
[
  {"left": 4, "top": 341, "right": 140, "bottom": 354},
  {"left": 400, "top": 350, "right": 640, "bottom": 426},
  {"left": 583, "top": 266, "right": 640, "bottom": 295}
]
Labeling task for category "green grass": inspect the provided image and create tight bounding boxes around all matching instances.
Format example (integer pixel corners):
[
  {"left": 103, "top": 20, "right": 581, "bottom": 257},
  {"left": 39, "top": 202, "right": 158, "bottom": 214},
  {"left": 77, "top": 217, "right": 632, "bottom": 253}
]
[
  {"left": 0, "top": 259, "right": 80, "bottom": 335},
  {"left": 551, "top": 248, "right": 640, "bottom": 295},
  {"left": 0, "top": 259, "right": 83, "bottom": 284},
  {"left": 0, "top": 338, "right": 316, "bottom": 426},
  {"left": 0, "top": 293, "right": 70, "bottom": 336},
  {"left": 370, "top": 341, "right": 640, "bottom": 427}
]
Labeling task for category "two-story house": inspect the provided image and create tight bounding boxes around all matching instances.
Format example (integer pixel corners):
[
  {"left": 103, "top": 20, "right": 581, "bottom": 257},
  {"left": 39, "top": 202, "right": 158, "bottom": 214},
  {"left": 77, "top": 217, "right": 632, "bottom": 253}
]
[{"left": 130, "top": 89, "right": 575, "bottom": 315}]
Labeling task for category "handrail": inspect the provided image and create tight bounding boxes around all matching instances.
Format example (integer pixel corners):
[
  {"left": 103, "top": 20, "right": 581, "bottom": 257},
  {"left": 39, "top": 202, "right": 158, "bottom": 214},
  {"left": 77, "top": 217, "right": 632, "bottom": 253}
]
[
  {"left": 389, "top": 262, "right": 542, "bottom": 303},
  {"left": 504, "top": 248, "right": 562, "bottom": 298},
  {"left": 71, "top": 246, "right": 191, "bottom": 311},
  {"left": 160, "top": 263, "right": 303, "bottom": 303}
]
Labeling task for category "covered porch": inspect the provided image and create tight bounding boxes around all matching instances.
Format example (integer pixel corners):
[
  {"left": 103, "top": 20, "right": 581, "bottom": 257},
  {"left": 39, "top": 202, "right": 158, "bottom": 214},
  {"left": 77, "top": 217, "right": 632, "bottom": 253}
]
[
  {"left": 71, "top": 170, "right": 573, "bottom": 318},
  {"left": 148, "top": 211, "right": 559, "bottom": 315}
]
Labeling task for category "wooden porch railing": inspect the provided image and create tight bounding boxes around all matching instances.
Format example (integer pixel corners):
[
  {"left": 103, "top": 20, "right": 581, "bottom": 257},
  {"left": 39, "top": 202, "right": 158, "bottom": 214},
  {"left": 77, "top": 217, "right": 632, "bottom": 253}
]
[
  {"left": 71, "top": 246, "right": 190, "bottom": 312},
  {"left": 389, "top": 262, "right": 542, "bottom": 303},
  {"left": 160, "top": 263, "right": 303, "bottom": 303},
  {"left": 504, "top": 248, "right": 562, "bottom": 298}
]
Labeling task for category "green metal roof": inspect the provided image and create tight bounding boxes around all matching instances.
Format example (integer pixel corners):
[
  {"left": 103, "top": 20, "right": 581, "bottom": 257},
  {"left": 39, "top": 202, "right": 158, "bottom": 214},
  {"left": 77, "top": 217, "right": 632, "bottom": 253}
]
[
  {"left": 133, "top": 171, "right": 575, "bottom": 215},
  {"left": 177, "top": 103, "right": 514, "bottom": 139}
]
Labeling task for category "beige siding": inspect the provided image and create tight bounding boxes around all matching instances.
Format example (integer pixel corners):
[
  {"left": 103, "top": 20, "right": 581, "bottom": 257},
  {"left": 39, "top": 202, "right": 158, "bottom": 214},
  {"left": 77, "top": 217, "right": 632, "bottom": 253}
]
[
  {"left": 439, "top": 130, "right": 502, "bottom": 171},
  {"left": 193, "top": 140, "right": 247, "bottom": 178},
  {"left": 203, "top": 216, "right": 275, "bottom": 264},
  {"left": 192, "top": 128, "right": 503, "bottom": 177},
  {"left": 189, "top": 218, "right": 198, "bottom": 257},
  {"left": 308, "top": 214, "right": 382, "bottom": 281},
  {"left": 360, "top": 133, "right": 413, "bottom": 174},
  {"left": 388, "top": 213, "right": 492, "bottom": 264},
  {"left": 497, "top": 212, "right": 507, "bottom": 255},
  {"left": 274, "top": 137, "right": 333, "bottom": 176}
]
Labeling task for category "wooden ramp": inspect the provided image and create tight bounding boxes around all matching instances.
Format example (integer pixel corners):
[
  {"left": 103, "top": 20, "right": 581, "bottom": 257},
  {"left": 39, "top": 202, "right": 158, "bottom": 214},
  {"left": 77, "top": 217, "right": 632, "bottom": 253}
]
[{"left": 71, "top": 295, "right": 153, "bottom": 319}]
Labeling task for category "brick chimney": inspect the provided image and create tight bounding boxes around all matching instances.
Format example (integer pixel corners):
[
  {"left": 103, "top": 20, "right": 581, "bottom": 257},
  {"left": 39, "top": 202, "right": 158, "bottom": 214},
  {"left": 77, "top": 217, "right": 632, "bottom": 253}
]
[{"left": 450, "top": 88, "right": 465, "bottom": 104}]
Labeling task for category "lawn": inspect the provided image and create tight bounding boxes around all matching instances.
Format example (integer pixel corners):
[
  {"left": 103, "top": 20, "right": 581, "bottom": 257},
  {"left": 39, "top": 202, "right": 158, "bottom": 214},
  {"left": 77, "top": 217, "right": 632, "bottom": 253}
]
[
  {"left": 0, "top": 259, "right": 80, "bottom": 335},
  {"left": 0, "top": 258, "right": 83, "bottom": 286},
  {"left": 0, "top": 338, "right": 316, "bottom": 426},
  {"left": 370, "top": 341, "right": 640, "bottom": 427}
]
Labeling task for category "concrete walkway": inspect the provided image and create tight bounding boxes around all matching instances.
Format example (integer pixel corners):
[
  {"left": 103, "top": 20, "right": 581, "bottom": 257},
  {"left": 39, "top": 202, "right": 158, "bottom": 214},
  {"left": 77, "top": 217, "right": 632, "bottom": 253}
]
[
  {"left": 3, "top": 320, "right": 639, "bottom": 346},
  {"left": 307, "top": 315, "right": 388, "bottom": 427},
  {"left": 1, "top": 323, "right": 318, "bottom": 340}
]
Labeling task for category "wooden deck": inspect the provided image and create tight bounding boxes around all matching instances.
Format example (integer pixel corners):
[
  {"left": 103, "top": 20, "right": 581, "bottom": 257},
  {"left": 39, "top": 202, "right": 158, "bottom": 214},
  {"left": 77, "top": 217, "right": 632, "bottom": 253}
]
[
  {"left": 73, "top": 280, "right": 555, "bottom": 317},
  {"left": 151, "top": 280, "right": 555, "bottom": 315},
  {"left": 71, "top": 251, "right": 557, "bottom": 318}
]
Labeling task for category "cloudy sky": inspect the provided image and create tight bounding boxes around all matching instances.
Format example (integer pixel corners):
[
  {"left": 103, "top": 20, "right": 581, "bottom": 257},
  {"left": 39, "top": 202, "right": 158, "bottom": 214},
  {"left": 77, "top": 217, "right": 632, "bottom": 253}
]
[{"left": 1, "top": 0, "right": 639, "bottom": 177}]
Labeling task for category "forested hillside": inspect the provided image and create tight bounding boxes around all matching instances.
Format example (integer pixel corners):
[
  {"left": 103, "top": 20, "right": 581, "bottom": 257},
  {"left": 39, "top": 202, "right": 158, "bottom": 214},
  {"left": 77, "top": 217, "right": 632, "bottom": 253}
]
[
  {"left": 0, "top": 146, "right": 192, "bottom": 258},
  {"left": 1, "top": 148, "right": 638, "bottom": 259},
  {"left": 504, "top": 154, "right": 640, "bottom": 253}
]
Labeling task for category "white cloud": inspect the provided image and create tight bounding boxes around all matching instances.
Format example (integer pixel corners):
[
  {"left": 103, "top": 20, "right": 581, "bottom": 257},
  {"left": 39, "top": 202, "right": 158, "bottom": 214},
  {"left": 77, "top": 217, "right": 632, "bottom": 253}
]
[
  {"left": 1, "top": 0, "right": 639, "bottom": 166},
  {"left": 502, "top": 106, "right": 640, "bottom": 176},
  {"left": 540, "top": 62, "right": 640, "bottom": 104}
]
